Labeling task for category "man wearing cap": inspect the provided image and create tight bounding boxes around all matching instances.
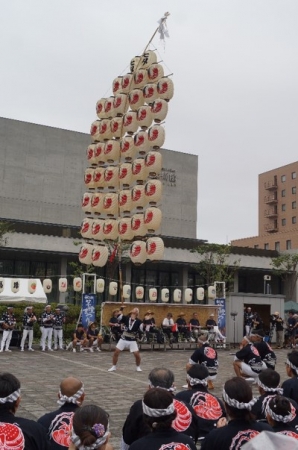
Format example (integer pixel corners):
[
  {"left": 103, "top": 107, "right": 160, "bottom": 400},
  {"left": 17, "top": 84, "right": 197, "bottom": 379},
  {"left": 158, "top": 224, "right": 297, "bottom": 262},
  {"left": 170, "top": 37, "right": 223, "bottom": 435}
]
[
  {"left": 270, "top": 311, "right": 284, "bottom": 349},
  {"left": 41, "top": 305, "right": 54, "bottom": 351},
  {"left": 0, "top": 306, "right": 17, "bottom": 353},
  {"left": 20, "top": 306, "right": 37, "bottom": 352},
  {"left": 108, "top": 307, "right": 143, "bottom": 372},
  {"left": 206, "top": 313, "right": 226, "bottom": 347},
  {"left": 176, "top": 313, "right": 191, "bottom": 341},
  {"left": 38, "top": 376, "right": 85, "bottom": 450},
  {"left": 109, "top": 308, "right": 122, "bottom": 342},
  {"left": 53, "top": 307, "right": 65, "bottom": 351}
]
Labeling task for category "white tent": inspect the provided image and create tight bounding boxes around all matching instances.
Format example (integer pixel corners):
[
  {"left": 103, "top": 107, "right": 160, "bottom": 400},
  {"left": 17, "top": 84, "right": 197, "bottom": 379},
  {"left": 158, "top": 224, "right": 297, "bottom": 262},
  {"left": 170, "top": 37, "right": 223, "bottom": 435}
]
[{"left": 0, "top": 278, "right": 47, "bottom": 304}]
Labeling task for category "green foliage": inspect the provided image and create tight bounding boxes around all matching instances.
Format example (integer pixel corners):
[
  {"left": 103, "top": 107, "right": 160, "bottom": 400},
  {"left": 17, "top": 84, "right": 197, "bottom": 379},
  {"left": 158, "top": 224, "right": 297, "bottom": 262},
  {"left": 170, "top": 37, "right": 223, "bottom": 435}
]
[
  {"left": 271, "top": 253, "right": 298, "bottom": 299},
  {"left": 0, "top": 221, "right": 14, "bottom": 246}
]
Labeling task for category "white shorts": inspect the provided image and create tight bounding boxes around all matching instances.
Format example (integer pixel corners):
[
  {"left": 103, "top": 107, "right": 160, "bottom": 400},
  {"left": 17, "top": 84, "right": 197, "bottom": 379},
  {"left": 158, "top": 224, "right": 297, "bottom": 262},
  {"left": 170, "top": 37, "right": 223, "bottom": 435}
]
[
  {"left": 116, "top": 339, "right": 139, "bottom": 353},
  {"left": 240, "top": 361, "right": 266, "bottom": 377}
]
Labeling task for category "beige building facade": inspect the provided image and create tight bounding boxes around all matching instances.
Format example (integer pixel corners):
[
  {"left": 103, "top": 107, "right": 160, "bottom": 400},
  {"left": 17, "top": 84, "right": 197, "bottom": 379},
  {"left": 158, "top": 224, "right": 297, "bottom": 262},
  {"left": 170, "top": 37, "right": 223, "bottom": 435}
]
[{"left": 232, "top": 161, "right": 298, "bottom": 251}]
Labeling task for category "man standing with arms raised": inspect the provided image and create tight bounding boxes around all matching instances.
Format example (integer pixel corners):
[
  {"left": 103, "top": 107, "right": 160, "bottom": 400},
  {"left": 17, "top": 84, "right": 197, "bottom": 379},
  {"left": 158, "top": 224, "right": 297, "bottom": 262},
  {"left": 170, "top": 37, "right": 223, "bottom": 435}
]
[{"left": 108, "top": 307, "right": 143, "bottom": 372}]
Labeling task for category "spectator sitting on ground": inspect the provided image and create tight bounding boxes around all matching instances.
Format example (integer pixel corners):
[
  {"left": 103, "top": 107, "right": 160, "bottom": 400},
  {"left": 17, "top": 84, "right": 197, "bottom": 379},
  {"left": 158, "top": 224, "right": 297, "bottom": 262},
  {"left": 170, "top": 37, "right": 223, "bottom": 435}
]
[
  {"left": 282, "top": 350, "right": 298, "bottom": 404},
  {"left": 186, "top": 332, "right": 218, "bottom": 390},
  {"left": 72, "top": 323, "right": 88, "bottom": 352},
  {"left": 265, "top": 395, "right": 298, "bottom": 439}
]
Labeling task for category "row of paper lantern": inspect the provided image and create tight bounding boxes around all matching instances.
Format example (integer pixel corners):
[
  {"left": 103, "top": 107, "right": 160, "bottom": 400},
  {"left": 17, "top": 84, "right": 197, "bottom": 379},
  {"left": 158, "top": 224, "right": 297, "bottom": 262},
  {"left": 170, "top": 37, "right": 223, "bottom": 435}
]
[
  {"left": 81, "top": 208, "right": 162, "bottom": 241},
  {"left": 0, "top": 279, "right": 40, "bottom": 295},
  {"left": 82, "top": 184, "right": 162, "bottom": 216},
  {"left": 84, "top": 156, "right": 162, "bottom": 190}
]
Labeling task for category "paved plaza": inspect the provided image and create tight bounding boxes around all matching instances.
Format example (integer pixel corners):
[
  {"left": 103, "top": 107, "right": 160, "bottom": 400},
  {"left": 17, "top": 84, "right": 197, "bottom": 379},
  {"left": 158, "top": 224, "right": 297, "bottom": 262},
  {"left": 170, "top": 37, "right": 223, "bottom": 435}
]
[{"left": 0, "top": 345, "right": 292, "bottom": 448}]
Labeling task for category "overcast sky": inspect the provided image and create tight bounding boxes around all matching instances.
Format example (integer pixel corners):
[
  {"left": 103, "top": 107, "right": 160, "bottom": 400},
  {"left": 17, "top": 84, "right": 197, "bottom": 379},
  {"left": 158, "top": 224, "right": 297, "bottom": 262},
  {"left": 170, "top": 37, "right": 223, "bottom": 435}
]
[{"left": 1, "top": 1, "right": 298, "bottom": 244}]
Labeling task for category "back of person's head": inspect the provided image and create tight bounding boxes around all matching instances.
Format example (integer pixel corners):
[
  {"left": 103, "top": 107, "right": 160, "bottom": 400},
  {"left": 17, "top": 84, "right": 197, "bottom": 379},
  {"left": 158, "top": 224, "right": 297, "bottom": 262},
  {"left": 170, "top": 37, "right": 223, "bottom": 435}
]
[
  {"left": 223, "top": 377, "right": 256, "bottom": 421},
  {"left": 0, "top": 373, "right": 21, "bottom": 413},
  {"left": 266, "top": 395, "right": 294, "bottom": 424},
  {"left": 58, "top": 377, "right": 84, "bottom": 406},
  {"left": 143, "top": 388, "right": 177, "bottom": 430},
  {"left": 287, "top": 350, "right": 298, "bottom": 376},
  {"left": 258, "top": 369, "right": 281, "bottom": 392},
  {"left": 148, "top": 368, "right": 174, "bottom": 390},
  {"left": 187, "top": 364, "right": 209, "bottom": 387},
  {"left": 71, "top": 405, "right": 109, "bottom": 450}
]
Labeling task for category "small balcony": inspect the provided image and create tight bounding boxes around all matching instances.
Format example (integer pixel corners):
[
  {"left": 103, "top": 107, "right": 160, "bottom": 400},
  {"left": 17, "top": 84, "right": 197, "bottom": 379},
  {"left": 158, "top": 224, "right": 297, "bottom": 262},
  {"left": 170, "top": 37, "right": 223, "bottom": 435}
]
[
  {"left": 264, "top": 209, "right": 278, "bottom": 218},
  {"left": 265, "top": 223, "right": 278, "bottom": 233},
  {"left": 264, "top": 195, "right": 278, "bottom": 204},
  {"left": 264, "top": 180, "right": 277, "bottom": 191}
]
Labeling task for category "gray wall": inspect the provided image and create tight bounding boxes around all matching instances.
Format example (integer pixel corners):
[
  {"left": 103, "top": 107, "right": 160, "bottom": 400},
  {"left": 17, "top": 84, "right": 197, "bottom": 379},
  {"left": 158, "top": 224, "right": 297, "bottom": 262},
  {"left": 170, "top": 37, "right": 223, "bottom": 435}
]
[{"left": 0, "top": 117, "right": 197, "bottom": 239}]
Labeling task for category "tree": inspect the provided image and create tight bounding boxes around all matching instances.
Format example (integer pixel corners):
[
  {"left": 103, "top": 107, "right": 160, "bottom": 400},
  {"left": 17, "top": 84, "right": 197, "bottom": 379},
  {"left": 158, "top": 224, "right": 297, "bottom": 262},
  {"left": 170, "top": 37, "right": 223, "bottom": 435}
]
[
  {"left": 271, "top": 253, "right": 298, "bottom": 300},
  {"left": 192, "top": 243, "right": 240, "bottom": 297},
  {"left": 0, "top": 221, "right": 14, "bottom": 246}
]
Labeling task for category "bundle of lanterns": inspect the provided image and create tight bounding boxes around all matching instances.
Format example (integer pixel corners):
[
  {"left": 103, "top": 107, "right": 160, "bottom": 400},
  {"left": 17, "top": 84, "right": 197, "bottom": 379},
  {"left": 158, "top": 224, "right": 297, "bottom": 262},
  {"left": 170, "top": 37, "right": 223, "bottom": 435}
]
[{"left": 79, "top": 49, "right": 174, "bottom": 267}]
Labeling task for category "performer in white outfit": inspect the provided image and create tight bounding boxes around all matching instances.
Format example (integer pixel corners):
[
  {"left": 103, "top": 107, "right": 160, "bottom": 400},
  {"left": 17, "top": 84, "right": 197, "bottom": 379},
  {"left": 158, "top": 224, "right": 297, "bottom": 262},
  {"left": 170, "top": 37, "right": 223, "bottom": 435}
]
[
  {"left": 20, "top": 306, "right": 37, "bottom": 351},
  {"left": 0, "top": 306, "right": 16, "bottom": 352},
  {"left": 40, "top": 305, "right": 54, "bottom": 351}
]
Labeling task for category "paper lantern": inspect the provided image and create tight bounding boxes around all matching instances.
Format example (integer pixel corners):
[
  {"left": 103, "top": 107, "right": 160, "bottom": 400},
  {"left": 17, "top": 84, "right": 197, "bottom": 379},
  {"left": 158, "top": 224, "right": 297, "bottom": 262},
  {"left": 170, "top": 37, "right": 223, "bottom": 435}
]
[
  {"left": 104, "top": 140, "right": 120, "bottom": 163},
  {"left": 161, "top": 288, "right": 169, "bottom": 303},
  {"left": 104, "top": 97, "right": 115, "bottom": 119},
  {"left": 146, "top": 237, "right": 164, "bottom": 261},
  {"left": 0, "top": 278, "right": 4, "bottom": 293},
  {"left": 135, "top": 286, "right": 144, "bottom": 299},
  {"left": 208, "top": 286, "right": 216, "bottom": 300},
  {"left": 118, "top": 217, "right": 134, "bottom": 240},
  {"left": 91, "top": 193, "right": 104, "bottom": 215},
  {"left": 137, "top": 105, "right": 153, "bottom": 130},
  {"left": 96, "top": 278, "right": 105, "bottom": 293},
  {"left": 134, "top": 69, "right": 148, "bottom": 89},
  {"left": 151, "top": 99, "right": 168, "bottom": 123},
  {"left": 59, "top": 278, "right": 68, "bottom": 293},
  {"left": 120, "top": 136, "right": 136, "bottom": 161},
  {"left": 94, "top": 142, "right": 106, "bottom": 166},
  {"left": 113, "top": 93, "right": 129, "bottom": 116},
  {"left": 143, "top": 83, "right": 158, "bottom": 104},
  {"left": 128, "top": 89, "right": 144, "bottom": 111},
  {"left": 79, "top": 243, "right": 93, "bottom": 265},
  {"left": 119, "top": 163, "right": 132, "bottom": 187},
  {"left": 91, "top": 219, "right": 105, "bottom": 241},
  {"left": 96, "top": 98, "right": 107, "bottom": 119},
  {"left": 43, "top": 279, "right": 52, "bottom": 294},
  {"left": 196, "top": 287, "right": 205, "bottom": 301},
  {"left": 145, "top": 151, "right": 162, "bottom": 177},
  {"left": 110, "top": 116, "right": 124, "bottom": 139},
  {"left": 119, "top": 189, "right": 133, "bottom": 214},
  {"left": 86, "top": 144, "right": 97, "bottom": 166},
  {"left": 28, "top": 279, "right": 37, "bottom": 294},
  {"left": 84, "top": 168, "right": 96, "bottom": 190},
  {"left": 131, "top": 185, "right": 146, "bottom": 210},
  {"left": 148, "top": 125, "right": 165, "bottom": 149},
  {"left": 131, "top": 213, "right": 147, "bottom": 237},
  {"left": 134, "top": 130, "right": 149, "bottom": 155},
  {"left": 112, "top": 76, "right": 123, "bottom": 95},
  {"left": 103, "top": 219, "right": 118, "bottom": 240},
  {"left": 130, "top": 56, "right": 141, "bottom": 73},
  {"left": 144, "top": 207, "right": 162, "bottom": 232},
  {"left": 104, "top": 166, "right": 119, "bottom": 189},
  {"left": 73, "top": 277, "right": 82, "bottom": 292},
  {"left": 147, "top": 63, "right": 164, "bottom": 83},
  {"left": 157, "top": 77, "right": 174, "bottom": 101},
  {"left": 80, "top": 218, "right": 94, "bottom": 239},
  {"left": 123, "top": 111, "right": 138, "bottom": 135},
  {"left": 149, "top": 287, "right": 157, "bottom": 302},
  {"left": 103, "top": 193, "right": 118, "bottom": 216},
  {"left": 173, "top": 289, "right": 181, "bottom": 303},
  {"left": 82, "top": 192, "right": 92, "bottom": 214},
  {"left": 185, "top": 288, "right": 193, "bottom": 303},
  {"left": 132, "top": 158, "right": 148, "bottom": 183},
  {"left": 130, "top": 241, "right": 147, "bottom": 265},
  {"left": 121, "top": 73, "right": 134, "bottom": 94},
  {"left": 92, "top": 245, "right": 109, "bottom": 267},
  {"left": 90, "top": 120, "right": 101, "bottom": 141},
  {"left": 123, "top": 284, "right": 131, "bottom": 299},
  {"left": 139, "top": 50, "right": 157, "bottom": 69},
  {"left": 99, "top": 119, "right": 112, "bottom": 140},
  {"left": 93, "top": 167, "right": 105, "bottom": 189},
  {"left": 109, "top": 281, "right": 118, "bottom": 296},
  {"left": 145, "top": 179, "right": 162, "bottom": 204}
]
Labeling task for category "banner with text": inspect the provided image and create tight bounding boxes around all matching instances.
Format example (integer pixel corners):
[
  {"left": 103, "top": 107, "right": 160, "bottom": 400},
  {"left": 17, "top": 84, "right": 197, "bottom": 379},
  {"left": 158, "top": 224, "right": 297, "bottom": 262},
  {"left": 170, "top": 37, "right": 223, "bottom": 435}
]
[
  {"left": 81, "top": 294, "right": 96, "bottom": 328},
  {"left": 215, "top": 298, "right": 226, "bottom": 333}
]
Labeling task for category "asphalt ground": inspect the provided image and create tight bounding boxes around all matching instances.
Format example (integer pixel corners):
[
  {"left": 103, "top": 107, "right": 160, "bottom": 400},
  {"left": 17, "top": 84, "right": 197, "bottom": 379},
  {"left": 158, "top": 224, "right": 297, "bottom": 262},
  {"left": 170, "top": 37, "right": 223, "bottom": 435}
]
[{"left": 0, "top": 344, "right": 292, "bottom": 449}]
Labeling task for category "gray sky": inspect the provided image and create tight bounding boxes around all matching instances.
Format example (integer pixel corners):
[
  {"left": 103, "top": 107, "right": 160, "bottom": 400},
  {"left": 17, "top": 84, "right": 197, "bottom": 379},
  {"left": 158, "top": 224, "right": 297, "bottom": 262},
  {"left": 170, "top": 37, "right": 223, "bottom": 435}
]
[{"left": 1, "top": 0, "right": 298, "bottom": 244}]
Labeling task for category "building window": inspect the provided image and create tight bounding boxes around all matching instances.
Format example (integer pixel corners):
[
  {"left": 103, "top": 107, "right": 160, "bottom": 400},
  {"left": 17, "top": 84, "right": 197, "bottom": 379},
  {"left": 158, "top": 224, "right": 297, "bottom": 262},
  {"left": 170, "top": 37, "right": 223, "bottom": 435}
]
[
  {"left": 254, "top": 244, "right": 259, "bottom": 249},
  {"left": 293, "top": 216, "right": 297, "bottom": 224},
  {"left": 286, "top": 240, "right": 292, "bottom": 250},
  {"left": 282, "top": 190, "right": 286, "bottom": 197},
  {"left": 264, "top": 243, "right": 269, "bottom": 250},
  {"left": 281, "top": 175, "right": 286, "bottom": 182},
  {"left": 282, "top": 218, "right": 286, "bottom": 226},
  {"left": 292, "top": 172, "right": 296, "bottom": 179},
  {"left": 282, "top": 204, "right": 286, "bottom": 211},
  {"left": 292, "top": 201, "right": 296, "bottom": 209},
  {"left": 275, "top": 242, "right": 280, "bottom": 251},
  {"left": 292, "top": 186, "right": 296, "bottom": 194}
]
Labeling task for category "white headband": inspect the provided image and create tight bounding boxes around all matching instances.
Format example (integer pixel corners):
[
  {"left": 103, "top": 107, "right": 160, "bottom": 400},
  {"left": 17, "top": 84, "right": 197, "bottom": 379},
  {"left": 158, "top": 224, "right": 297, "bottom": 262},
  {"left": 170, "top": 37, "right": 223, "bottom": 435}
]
[
  {"left": 0, "top": 389, "right": 20, "bottom": 404},
  {"left": 286, "top": 359, "right": 298, "bottom": 373},
  {"left": 142, "top": 401, "right": 175, "bottom": 417},
  {"left": 197, "top": 337, "right": 209, "bottom": 345},
  {"left": 57, "top": 385, "right": 84, "bottom": 406},
  {"left": 148, "top": 382, "right": 176, "bottom": 393},
  {"left": 222, "top": 388, "right": 257, "bottom": 411},
  {"left": 257, "top": 379, "right": 283, "bottom": 394},
  {"left": 186, "top": 374, "right": 208, "bottom": 387},
  {"left": 71, "top": 425, "right": 109, "bottom": 450},
  {"left": 265, "top": 401, "right": 295, "bottom": 423}
]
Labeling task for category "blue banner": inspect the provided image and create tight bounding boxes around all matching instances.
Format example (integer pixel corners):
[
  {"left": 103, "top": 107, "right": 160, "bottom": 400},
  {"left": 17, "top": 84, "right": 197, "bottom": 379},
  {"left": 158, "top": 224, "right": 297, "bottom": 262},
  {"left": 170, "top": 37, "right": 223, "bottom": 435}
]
[
  {"left": 215, "top": 298, "right": 226, "bottom": 333},
  {"left": 81, "top": 294, "right": 96, "bottom": 329}
]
